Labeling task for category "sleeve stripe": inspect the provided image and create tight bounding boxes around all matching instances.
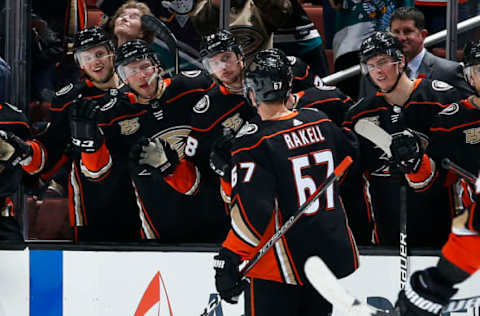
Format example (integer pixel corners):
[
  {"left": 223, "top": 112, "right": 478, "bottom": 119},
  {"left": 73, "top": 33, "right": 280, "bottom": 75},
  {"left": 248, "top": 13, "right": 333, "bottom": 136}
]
[{"left": 230, "top": 203, "right": 260, "bottom": 247}]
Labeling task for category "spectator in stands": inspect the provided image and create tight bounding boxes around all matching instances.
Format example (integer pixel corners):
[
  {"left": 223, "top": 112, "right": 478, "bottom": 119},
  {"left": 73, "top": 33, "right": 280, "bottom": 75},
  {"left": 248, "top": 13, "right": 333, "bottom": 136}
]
[
  {"left": 273, "top": 0, "right": 330, "bottom": 77},
  {"left": 330, "top": 0, "right": 396, "bottom": 101},
  {"left": 359, "top": 7, "right": 473, "bottom": 98},
  {"left": 109, "top": 0, "right": 155, "bottom": 47},
  {"left": 96, "top": 0, "right": 202, "bottom": 71}
]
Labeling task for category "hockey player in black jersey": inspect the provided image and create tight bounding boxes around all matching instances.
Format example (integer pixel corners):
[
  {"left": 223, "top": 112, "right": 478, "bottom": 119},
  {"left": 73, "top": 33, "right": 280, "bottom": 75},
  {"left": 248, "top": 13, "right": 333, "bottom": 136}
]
[
  {"left": 394, "top": 40, "right": 480, "bottom": 316},
  {"left": 186, "top": 30, "right": 349, "bottom": 242},
  {"left": 343, "top": 31, "right": 471, "bottom": 247},
  {"left": 3, "top": 26, "right": 145, "bottom": 242},
  {"left": 0, "top": 103, "right": 40, "bottom": 241},
  {"left": 213, "top": 48, "right": 359, "bottom": 316},
  {"left": 84, "top": 39, "right": 214, "bottom": 242}
]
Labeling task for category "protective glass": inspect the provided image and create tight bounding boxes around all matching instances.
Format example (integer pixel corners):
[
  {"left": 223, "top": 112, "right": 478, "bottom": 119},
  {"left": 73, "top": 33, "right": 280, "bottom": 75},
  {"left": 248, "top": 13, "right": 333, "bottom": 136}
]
[
  {"left": 75, "top": 49, "right": 113, "bottom": 67},
  {"left": 117, "top": 59, "right": 158, "bottom": 82},
  {"left": 202, "top": 51, "right": 240, "bottom": 75},
  {"left": 361, "top": 58, "right": 400, "bottom": 74}
]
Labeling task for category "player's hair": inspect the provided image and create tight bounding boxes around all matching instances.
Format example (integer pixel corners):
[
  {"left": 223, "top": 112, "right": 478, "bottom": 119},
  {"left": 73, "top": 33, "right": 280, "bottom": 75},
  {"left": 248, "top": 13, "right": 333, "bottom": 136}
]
[
  {"left": 109, "top": 0, "right": 155, "bottom": 46},
  {"left": 390, "top": 6, "right": 426, "bottom": 31}
]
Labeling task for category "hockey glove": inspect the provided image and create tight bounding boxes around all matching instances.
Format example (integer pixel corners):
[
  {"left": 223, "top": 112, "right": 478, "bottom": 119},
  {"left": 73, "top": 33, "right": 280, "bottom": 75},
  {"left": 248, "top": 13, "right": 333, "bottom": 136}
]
[
  {"left": 209, "top": 128, "right": 235, "bottom": 182},
  {"left": 130, "top": 137, "right": 179, "bottom": 177},
  {"left": 214, "top": 248, "right": 247, "bottom": 304},
  {"left": 389, "top": 129, "right": 423, "bottom": 174},
  {"left": 395, "top": 268, "right": 457, "bottom": 316},
  {"left": 0, "top": 130, "right": 33, "bottom": 168},
  {"left": 69, "top": 97, "right": 104, "bottom": 153}
]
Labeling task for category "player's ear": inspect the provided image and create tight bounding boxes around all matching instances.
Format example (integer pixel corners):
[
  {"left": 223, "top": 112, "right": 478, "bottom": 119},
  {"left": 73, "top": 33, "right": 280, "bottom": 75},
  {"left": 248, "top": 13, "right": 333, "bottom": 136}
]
[{"left": 248, "top": 89, "right": 258, "bottom": 107}]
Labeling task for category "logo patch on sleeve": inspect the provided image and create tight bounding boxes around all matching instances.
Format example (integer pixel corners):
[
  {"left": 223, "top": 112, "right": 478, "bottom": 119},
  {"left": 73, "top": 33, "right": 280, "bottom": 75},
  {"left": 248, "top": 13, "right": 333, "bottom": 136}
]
[
  {"left": 56, "top": 83, "right": 74, "bottom": 96},
  {"left": 432, "top": 80, "right": 453, "bottom": 91},
  {"left": 193, "top": 95, "right": 210, "bottom": 113},
  {"left": 439, "top": 103, "right": 459, "bottom": 116},
  {"left": 181, "top": 70, "right": 202, "bottom": 78}
]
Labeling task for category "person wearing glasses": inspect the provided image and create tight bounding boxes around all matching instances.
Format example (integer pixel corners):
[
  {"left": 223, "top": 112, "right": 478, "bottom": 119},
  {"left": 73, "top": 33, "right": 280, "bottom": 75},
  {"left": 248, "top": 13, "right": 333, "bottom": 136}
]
[
  {"left": 359, "top": 7, "right": 472, "bottom": 98},
  {"left": 343, "top": 31, "right": 471, "bottom": 247}
]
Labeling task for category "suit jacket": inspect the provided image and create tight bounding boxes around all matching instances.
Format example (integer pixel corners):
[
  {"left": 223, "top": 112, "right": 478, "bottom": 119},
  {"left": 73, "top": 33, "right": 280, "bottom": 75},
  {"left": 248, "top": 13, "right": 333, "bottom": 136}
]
[{"left": 358, "top": 51, "right": 474, "bottom": 100}]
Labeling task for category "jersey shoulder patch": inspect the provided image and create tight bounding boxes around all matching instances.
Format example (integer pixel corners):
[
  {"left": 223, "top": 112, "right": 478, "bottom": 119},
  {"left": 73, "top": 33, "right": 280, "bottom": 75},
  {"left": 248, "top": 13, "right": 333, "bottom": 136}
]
[
  {"left": 55, "top": 83, "right": 74, "bottom": 96},
  {"left": 181, "top": 70, "right": 202, "bottom": 78},
  {"left": 235, "top": 122, "right": 259, "bottom": 138},
  {"left": 193, "top": 94, "right": 210, "bottom": 114},
  {"left": 432, "top": 80, "right": 453, "bottom": 91},
  {"left": 438, "top": 103, "right": 459, "bottom": 116},
  {"left": 287, "top": 56, "right": 297, "bottom": 65}
]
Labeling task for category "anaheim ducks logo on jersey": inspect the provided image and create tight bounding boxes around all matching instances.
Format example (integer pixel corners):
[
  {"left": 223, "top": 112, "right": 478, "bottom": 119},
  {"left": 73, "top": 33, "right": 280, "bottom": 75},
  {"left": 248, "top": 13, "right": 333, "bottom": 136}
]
[
  {"left": 439, "top": 103, "right": 459, "bottom": 116},
  {"left": 464, "top": 127, "right": 480, "bottom": 144},
  {"left": 118, "top": 117, "right": 140, "bottom": 135},
  {"left": 193, "top": 95, "right": 210, "bottom": 113},
  {"left": 56, "top": 83, "right": 74, "bottom": 96},
  {"left": 181, "top": 70, "right": 202, "bottom": 78},
  {"left": 432, "top": 80, "right": 453, "bottom": 91},
  {"left": 236, "top": 122, "right": 258, "bottom": 138},
  {"left": 222, "top": 112, "right": 244, "bottom": 132},
  {"left": 150, "top": 126, "right": 190, "bottom": 158}
]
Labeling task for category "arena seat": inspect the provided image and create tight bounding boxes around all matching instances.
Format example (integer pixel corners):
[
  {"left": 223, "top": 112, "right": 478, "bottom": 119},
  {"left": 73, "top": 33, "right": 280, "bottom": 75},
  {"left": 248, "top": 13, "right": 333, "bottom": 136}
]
[
  {"left": 87, "top": 9, "right": 103, "bottom": 27},
  {"left": 303, "top": 5, "right": 325, "bottom": 42}
]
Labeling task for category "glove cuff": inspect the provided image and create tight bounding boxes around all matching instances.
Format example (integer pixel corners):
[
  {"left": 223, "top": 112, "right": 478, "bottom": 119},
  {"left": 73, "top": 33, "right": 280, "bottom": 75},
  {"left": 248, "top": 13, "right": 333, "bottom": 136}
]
[{"left": 219, "top": 248, "right": 242, "bottom": 266}]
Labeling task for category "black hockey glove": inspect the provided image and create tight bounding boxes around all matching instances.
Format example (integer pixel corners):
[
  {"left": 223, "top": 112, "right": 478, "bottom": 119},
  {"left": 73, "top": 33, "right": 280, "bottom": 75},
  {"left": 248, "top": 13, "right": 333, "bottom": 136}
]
[
  {"left": 0, "top": 130, "right": 33, "bottom": 169},
  {"left": 395, "top": 268, "right": 457, "bottom": 316},
  {"left": 389, "top": 129, "right": 423, "bottom": 174},
  {"left": 69, "top": 97, "right": 104, "bottom": 153},
  {"left": 209, "top": 128, "right": 235, "bottom": 182},
  {"left": 129, "top": 137, "right": 179, "bottom": 177},
  {"left": 213, "top": 248, "right": 247, "bottom": 304}
]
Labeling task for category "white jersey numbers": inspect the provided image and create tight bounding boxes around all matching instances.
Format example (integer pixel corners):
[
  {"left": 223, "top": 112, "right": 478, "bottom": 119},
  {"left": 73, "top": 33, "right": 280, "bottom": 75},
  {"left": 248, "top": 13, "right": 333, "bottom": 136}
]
[{"left": 291, "top": 150, "right": 334, "bottom": 214}]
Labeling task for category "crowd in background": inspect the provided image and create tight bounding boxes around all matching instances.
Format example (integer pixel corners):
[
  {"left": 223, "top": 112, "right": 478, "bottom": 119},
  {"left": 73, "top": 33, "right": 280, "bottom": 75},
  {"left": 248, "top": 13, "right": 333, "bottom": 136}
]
[{"left": 0, "top": 0, "right": 479, "bottom": 247}]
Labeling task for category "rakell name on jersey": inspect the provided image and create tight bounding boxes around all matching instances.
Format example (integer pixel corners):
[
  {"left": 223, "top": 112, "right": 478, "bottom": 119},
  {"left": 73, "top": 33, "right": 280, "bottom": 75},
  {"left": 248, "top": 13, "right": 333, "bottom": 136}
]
[{"left": 283, "top": 125, "right": 325, "bottom": 150}]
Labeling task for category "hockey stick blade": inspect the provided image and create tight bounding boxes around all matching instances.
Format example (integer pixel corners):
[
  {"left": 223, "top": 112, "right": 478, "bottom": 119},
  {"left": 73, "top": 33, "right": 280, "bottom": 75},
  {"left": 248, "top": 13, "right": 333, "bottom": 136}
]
[
  {"left": 354, "top": 119, "right": 392, "bottom": 157},
  {"left": 305, "top": 256, "right": 399, "bottom": 316},
  {"left": 141, "top": 15, "right": 179, "bottom": 74},
  {"left": 199, "top": 156, "right": 353, "bottom": 315}
]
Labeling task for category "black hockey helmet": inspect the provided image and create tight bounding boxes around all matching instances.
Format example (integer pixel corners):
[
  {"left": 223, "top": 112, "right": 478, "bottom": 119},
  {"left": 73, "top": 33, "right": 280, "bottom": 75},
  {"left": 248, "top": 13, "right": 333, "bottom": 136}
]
[
  {"left": 200, "top": 29, "right": 243, "bottom": 60},
  {"left": 463, "top": 40, "right": 480, "bottom": 89},
  {"left": 463, "top": 40, "right": 480, "bottom": 68},
  {"left": 243, "top": 48, "right": 293, "bottom": 103},
  {"left": 359, "top": 31, "right": 404, "bottom": 74},
  {"left": 73, "top": 26, "right": 112, "bottom": 53},
  {"left": 115, "top": 39, "right": 162, "bottom": 81}
]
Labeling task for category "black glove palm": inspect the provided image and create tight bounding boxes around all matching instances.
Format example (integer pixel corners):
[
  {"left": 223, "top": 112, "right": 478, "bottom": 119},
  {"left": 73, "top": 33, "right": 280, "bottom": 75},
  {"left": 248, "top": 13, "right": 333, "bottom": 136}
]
[
  {"left": 214, "top": 248, "right": 247, "bottom": 304},
  {"left": 396, "top": 268, "right": 457, "bottom": 316},
  {"left": 389, "top": 130, "right": 423, "bottom": 174},
  {"left": 210, "top": 128, "right": 235, "bottom": 182},
  {"left": 69, "top": 97, "right": 104, "bottom": 153}
]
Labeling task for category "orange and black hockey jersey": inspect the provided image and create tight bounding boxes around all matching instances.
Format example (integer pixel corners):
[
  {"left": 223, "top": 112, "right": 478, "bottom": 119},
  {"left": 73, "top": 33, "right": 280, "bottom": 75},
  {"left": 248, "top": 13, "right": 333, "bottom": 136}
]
[
  {"left": 223, "top": 108, "right": 359, "bottom": 285},
  {"left": 80, "top": 71, "right": 214, "bottom": 241},
  {"left": 342, "top": 78, "right": 471, "bottom": 247}
]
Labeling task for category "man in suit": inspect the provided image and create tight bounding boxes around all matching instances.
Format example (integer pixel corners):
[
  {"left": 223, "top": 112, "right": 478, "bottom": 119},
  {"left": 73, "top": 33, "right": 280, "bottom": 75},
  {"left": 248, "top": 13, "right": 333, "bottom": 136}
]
[{"left": 359, "top": 6, "right": 473, "bottom": 99}]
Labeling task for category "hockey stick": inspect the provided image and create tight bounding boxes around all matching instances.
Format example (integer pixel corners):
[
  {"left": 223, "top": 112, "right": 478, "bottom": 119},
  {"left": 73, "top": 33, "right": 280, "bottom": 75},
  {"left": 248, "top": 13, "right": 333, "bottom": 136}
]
[
  {"left": 305, "top": 256, "right": 397, "bottom": 316},
  {"left": 141, "top": 15, "right": 179, "bottom": 75},
  {"left": 200, "top": 156, "right": 354, "bottom": 316},
  {"left": 353, "top": 118, "right": 409, "bottom": 289},
  {"left": 353, "top": 119, "right": 392, "bottom": 157},
  {"left": 441, "top": 158, "right": 478, "bottom": 186},
  {"left": 305, "top": 256, "right": 480, "bottom": 315}
]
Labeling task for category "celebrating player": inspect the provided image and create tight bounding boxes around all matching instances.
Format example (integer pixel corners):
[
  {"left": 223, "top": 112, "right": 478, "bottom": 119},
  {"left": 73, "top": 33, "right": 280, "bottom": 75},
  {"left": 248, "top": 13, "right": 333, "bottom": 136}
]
[{"left": 213, "top": 48, "right": 360, "bottom": 315}]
